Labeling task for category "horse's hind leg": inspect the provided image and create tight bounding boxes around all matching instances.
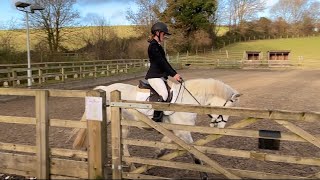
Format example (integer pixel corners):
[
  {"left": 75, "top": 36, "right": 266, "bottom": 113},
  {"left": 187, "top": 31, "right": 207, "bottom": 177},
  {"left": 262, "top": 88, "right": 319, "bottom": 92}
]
[
  {"left": 191, "top": 154, "right": 209, "bottom": 180},
  {"left": 121, "top": 126, "right": 136, "bottom": 170},
  {"left": 154, "top": 136, "right": 171, "bottom": 158}
]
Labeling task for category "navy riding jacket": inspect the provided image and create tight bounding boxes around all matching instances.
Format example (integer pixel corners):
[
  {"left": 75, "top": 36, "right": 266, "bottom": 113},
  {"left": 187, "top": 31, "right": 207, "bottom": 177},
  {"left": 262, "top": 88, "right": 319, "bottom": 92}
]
[{"left": 145, "top": 39, "right": 177, "bottom": 79}]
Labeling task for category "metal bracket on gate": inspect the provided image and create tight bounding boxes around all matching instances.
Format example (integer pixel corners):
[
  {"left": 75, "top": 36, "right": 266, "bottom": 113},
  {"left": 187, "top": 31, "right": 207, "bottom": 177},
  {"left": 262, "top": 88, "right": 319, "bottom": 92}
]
[
  {"left": 109, "top": 102, "right": 152, "bottom": 109},
  {"left": 111, "top": 164, "right": 122, "bottom": 170}
]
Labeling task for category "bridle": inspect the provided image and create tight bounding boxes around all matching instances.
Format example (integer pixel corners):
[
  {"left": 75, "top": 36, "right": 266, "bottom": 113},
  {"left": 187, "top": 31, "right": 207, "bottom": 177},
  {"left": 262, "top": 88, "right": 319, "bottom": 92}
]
[
  {"left": 178, "top": 79, "right": 235, "bottom": 125},
  {"left": 209, "top": 97, "right": 235, "bottom": 126}
]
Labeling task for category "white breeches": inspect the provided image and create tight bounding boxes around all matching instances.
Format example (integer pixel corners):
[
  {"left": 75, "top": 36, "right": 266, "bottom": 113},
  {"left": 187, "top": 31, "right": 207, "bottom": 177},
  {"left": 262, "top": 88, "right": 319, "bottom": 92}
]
[{"left": 147, "top": 78, "right": 168, "bottom": 101}]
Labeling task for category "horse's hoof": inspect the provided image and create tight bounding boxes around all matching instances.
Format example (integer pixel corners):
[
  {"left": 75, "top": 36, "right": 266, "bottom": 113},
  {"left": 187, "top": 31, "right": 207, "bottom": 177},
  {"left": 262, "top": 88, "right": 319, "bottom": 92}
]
[
  {"left": 200, "top": 172, "right": 209, "bottom": 180},
  {"left": 144, "top": 127, "right": 153, "bottom": 131},
  {"left": 201, "top": 176, "right": 208, "bottom": 180},
  {"left": 129, "top": 164, "right": 137, "bottom": 171}
]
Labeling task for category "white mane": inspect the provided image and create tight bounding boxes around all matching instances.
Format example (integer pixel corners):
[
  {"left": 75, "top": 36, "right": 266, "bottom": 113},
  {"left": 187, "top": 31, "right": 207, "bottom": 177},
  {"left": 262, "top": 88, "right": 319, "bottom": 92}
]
[{"left": 183, "top": 78, "right": 238, "bottom": 100}]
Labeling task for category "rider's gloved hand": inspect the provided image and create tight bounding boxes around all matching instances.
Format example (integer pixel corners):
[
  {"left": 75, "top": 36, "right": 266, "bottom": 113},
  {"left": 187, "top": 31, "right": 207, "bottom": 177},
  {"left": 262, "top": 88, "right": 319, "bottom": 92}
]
[{"left": 173, "top": 74, "right": 183, "bottom": 83}]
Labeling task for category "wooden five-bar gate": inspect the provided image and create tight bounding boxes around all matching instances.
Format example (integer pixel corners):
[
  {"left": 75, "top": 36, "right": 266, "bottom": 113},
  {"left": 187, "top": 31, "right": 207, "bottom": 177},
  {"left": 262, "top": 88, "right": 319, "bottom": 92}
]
[
  {"left": 109, "top": 90, "right": 320, "bottom": 179},
  {"left": 0, "top": 88, "right": 319, "bottom": 179},
  {"left": 0, "top": 88, "right": 106, "bottom": 179}
]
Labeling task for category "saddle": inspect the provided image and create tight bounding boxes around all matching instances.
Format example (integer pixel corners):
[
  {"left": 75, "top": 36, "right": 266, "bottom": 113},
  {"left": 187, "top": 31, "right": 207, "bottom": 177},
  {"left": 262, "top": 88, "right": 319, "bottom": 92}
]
[{"left": 138, "top": 79, "right": 173, "bottom": 103}]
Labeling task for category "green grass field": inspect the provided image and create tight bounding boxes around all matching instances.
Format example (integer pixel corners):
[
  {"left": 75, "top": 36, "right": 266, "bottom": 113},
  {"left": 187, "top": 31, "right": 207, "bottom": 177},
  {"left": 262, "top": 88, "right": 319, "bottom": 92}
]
[
  {"left": 216, "top": 26, "right": 229, "bottom": 36},
  {"left": 225, "top": 36, "right": 320, "bottom": 58},
  {"left": 221, "top": 36, "right": 320, "bottom": 68}
]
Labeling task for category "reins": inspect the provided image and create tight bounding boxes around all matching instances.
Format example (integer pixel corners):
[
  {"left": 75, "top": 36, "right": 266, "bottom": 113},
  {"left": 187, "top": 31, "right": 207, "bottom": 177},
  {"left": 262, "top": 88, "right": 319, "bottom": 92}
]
[
  {"left": 179, "top": 79, "right": 213, "bottom": 119},
  {"left": 179, "top": 79, "right": 201, "bottom": 105}
]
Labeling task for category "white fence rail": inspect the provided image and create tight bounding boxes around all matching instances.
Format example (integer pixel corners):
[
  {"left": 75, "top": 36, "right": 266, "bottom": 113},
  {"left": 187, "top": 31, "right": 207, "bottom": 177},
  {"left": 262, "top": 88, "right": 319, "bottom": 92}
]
[{"left": 0, "top": 59, "right": 149, "bottom": 87}]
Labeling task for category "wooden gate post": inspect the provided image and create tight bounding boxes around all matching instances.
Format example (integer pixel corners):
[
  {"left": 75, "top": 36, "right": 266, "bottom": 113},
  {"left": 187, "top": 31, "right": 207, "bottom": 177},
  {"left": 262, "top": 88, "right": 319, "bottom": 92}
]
[
  {"left": 110, "top": 90, "right": 122, "bottom": 179},
  {"left": 86, "top": 90, "right": 107, "bottom": 179},
  {"left": 35, "top": 90, "right": 49, "bottom": 179}
]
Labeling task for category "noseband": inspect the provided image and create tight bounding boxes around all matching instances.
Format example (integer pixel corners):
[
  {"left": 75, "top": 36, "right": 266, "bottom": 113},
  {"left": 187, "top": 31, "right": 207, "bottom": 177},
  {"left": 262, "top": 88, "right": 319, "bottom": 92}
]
[{"left": 209, "top": 98, "right": 234, "bottom": 125}]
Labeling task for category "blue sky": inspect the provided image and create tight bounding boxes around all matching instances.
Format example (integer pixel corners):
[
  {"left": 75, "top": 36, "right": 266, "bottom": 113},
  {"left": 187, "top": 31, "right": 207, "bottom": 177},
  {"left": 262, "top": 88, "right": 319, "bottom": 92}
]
[
  {"left": 0, "top": 0, "right": 287, "bottom": 29},
  {"left": 0, "top": 0, "right": 138, "bottom": 28}
]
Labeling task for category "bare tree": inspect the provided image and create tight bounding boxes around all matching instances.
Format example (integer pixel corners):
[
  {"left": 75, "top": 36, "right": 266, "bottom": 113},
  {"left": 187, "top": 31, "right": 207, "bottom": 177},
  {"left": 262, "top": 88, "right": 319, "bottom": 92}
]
[
  {"left": 270, "top": 17, "right": 290, "bottom": 35},
  {"left": 126, "top": 0, "right": 166, "bottom": 36},
  {"left": 304, "top": 0, "right": 320, "bottom": 25},
  {"left": 82, "top": 15, "right": 112, "bottom": 45},
  {"left": 220, "top": 0, "right": 266, "bottom": 30},
  {"left": 235, "top": 0, "right": 266, "bottom": 28},
  {"left": 30, "top": 0, "right": 79, "bottom": 53},
  {"left": 270, "top": 0, "right": 311, "bottom": 24},
  {"left": 81, "top": 15, "right": 117, "bottom": 60},
  {"left": 270, "top": 0, "right": 320, "bottom": 34}
]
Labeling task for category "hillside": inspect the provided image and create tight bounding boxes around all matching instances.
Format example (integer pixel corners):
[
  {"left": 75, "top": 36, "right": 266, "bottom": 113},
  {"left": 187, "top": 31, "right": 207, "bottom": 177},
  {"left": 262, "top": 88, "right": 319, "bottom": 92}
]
[
  {"left": 0, "top": 25, "right": 229, "bottom": 52},
  {"left": 0, "top": 25, "right": 142, "bottom": 52}
]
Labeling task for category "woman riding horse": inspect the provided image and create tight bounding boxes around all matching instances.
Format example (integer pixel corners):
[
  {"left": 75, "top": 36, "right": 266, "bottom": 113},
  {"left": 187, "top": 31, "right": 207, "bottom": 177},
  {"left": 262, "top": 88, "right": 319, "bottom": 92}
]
[{"left": 146, "top": 22, "right": 182, "bottom": 122}]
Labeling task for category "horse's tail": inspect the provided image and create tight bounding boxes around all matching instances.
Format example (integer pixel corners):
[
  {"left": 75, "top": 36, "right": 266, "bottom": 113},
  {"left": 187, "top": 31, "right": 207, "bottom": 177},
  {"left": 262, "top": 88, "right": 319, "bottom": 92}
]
[
  {"left": 67, "top": 111, "right": 88, "bottom": 149},
  {"left": 68, "top": 86, "right": 110, "bottom": 149},
  {"left": 69, "top": 83, "right": 129, "bottom": 149}
]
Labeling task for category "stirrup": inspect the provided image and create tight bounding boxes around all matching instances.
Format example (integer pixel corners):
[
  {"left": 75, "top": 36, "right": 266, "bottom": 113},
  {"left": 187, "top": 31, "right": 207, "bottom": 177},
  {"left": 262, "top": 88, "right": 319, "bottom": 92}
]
[{"left": 152, "top": 111, "right": 163, "bottom": 122}]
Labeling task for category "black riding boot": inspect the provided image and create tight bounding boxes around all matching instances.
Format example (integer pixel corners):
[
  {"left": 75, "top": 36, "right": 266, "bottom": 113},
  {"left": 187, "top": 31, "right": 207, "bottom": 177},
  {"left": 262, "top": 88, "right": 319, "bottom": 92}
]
[{"left": 152, "top": 110, "right": 164, "bottom": 122}]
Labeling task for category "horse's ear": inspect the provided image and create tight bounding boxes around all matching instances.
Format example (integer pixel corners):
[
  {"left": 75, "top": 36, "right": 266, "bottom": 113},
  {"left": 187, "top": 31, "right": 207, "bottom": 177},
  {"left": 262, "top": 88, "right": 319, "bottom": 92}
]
[{"left": 235, "top": 93, "right": 242, "bottom": 97}]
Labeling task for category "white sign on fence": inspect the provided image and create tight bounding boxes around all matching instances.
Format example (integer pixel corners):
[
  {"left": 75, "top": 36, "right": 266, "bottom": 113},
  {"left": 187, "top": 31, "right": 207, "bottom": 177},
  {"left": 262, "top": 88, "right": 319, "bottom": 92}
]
[{"left": 85, "top": 97, "right": 103, "bottom": 121}]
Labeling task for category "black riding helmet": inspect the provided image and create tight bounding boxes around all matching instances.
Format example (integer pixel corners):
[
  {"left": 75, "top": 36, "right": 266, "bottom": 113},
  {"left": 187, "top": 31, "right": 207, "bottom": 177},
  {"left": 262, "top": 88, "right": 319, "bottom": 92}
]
[{"left": 151, "top": 22, "right": 171, "bottom": 35}]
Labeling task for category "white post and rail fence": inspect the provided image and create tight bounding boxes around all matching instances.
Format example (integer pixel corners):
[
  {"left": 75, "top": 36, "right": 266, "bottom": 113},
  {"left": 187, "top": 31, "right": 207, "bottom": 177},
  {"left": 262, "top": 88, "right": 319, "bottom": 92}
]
[
  {"left": 0, "top": 59, "right": 149, "bottom": 88},
  {"left": 1, "top": 52, "right": 319, "bottom": 87}
]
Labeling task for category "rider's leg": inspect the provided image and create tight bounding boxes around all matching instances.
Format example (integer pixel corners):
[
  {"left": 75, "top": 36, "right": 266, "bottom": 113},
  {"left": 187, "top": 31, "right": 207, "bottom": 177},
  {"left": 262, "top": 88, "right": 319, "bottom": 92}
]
[
  {"left": 147, "top": 78, "right": 168, "bottom": 122},
  {"left": 147, "top": 78, "right": 168, "bottom": 100}
]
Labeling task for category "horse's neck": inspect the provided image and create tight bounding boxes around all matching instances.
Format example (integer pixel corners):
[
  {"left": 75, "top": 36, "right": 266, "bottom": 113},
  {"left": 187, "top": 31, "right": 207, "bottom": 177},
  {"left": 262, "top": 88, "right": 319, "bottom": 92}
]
[
  {"left": 172, "top": 83, "right": 203, "bottom": 105},
  {"left": 172, "top": 80, "right": 232, "bottom": 106}
]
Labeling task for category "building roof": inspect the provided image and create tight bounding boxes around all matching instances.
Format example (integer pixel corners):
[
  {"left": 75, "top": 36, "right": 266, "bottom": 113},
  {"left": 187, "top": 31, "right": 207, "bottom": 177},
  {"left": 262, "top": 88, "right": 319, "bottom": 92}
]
[
  {"left": 245, "top": 51, "right": 261, "bottom": 53},
  {"left": 267, "top": 50, "right": 291, "bottom": 53}
]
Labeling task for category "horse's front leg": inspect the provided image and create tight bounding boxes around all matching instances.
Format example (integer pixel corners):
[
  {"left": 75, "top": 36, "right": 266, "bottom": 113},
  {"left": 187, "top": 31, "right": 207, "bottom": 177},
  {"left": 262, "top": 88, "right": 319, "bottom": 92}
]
[
  {"left": 166, "top": 112, "right": 208, "bottom": 179},
  {"left": 173, "top": 130, "right": 209, "bottom": 180},
  {"left": 152, "top": 116, "right": 171, "bottom": 158},
  {"left": 191, "top": 154, "right": 209, "bottom": 180}
]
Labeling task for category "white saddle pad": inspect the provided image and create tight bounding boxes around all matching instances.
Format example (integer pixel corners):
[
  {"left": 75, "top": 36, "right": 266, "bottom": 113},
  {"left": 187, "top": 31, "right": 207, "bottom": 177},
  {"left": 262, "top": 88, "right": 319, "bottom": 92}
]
[{"left": 135, "top": 86, "right": 178, "bottom": 116}]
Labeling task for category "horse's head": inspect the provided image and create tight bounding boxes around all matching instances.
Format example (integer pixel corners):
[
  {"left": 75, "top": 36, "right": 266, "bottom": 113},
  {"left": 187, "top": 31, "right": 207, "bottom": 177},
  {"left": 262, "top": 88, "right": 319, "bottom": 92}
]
[
  {"left": 206, "top": 93, "right": 242, "bottom": 128},
  {"left": 179, "top": 78, "right": 241, "bottom": 128}
]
